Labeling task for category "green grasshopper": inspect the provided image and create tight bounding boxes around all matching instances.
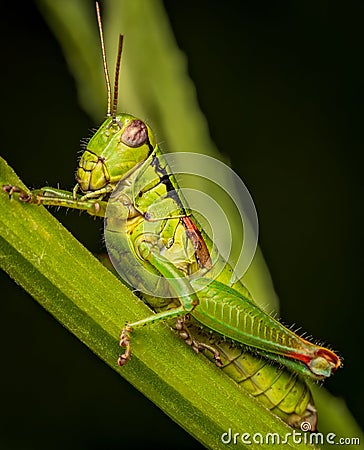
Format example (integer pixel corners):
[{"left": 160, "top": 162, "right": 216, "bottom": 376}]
[{"left": 3, "top": 2, "right": 340, "bottom": 430}]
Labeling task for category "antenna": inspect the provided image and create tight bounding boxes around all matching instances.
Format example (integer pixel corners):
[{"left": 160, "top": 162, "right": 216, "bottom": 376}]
[
  {"left": 112, "top": 35, "right": 124, "bottom": 122},
  {"left": 95, "top": 2, "right": 124, "bottom": 122},
  {"left": 95, "top": 2, "right": 112, "bottom": 116}
]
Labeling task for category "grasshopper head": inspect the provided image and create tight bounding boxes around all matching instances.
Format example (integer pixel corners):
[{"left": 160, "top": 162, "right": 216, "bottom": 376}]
[{"left": 76, "top": 113, "right": 156, "bottom": 195}]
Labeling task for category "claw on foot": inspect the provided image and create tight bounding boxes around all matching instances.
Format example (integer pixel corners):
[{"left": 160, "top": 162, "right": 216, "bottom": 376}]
[
  {"left": 175, "top": 316, "right": 223, "bottom": 367},
  {"left": 117, "top": 353, "right": 130, "bottom": 366},
  {"left": 2, "top": 185, "right": 31, "bottom": 202},
  {"left": 118, "top": 324, "right": 133, "bottom": 366}
]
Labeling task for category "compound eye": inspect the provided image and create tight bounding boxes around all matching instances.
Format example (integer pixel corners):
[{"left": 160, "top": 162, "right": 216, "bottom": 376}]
[{"left": 121, "top": 120, "right": 148, "bottom": 147}]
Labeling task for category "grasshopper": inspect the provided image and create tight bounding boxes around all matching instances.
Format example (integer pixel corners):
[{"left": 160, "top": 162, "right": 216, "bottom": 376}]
[{"left": 3, "top": 2, "right": 341, "bottom": 430}]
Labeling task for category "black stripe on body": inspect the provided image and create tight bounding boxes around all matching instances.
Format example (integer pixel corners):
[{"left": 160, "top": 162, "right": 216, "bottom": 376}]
[{"left": 151, "top": 154, "right": 186, "bottom": 214}]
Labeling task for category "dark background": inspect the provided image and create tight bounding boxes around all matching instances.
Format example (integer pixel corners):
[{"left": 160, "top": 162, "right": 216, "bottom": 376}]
[{"left": 0, "top": 1, "right": 363, "bottom": 449}]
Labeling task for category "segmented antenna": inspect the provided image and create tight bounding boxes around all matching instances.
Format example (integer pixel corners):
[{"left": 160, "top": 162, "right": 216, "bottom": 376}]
[
  {"left": 95, "top": 2, "right": 112, "bottom": 116},
  {"left": 95, "top": 2, "right": 123, "bottom": 122},
  {"left": 112, "top": 35, "right": 124, "bottom": 122}
]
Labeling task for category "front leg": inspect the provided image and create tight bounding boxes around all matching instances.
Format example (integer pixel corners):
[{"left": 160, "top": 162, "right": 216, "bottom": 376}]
[{"left": 3, "top": 185, "right": 108, "bottom": 217}]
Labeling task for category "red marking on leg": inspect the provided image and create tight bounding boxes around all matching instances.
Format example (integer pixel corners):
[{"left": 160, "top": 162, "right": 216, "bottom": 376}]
[{"left": 182, "top": 216, "right": 212, "bottom": 269}]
